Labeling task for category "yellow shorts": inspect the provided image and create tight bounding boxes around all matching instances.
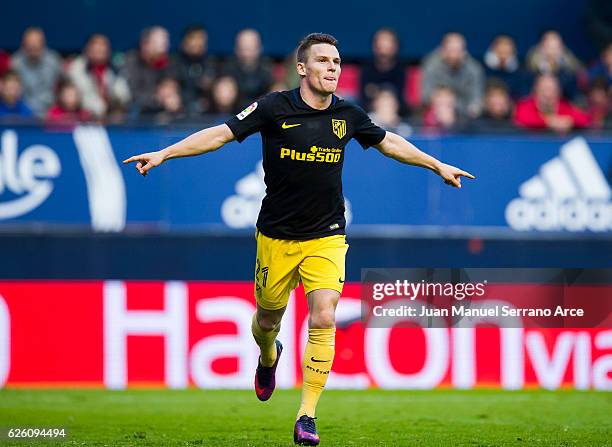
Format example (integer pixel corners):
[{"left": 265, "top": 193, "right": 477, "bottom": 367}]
[{"left": 254, "top": 230, "right": 349, "bottom": 311}]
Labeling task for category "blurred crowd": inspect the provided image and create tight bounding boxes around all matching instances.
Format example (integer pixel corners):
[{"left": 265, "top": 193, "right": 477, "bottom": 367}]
[{"left": 1, "top": 25, "right": 612, "bottom": 134}]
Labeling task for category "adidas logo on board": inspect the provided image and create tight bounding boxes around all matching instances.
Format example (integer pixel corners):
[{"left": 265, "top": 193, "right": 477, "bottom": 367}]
[{"left": 505, "top": 137, "right": 611, "bottom": 232}]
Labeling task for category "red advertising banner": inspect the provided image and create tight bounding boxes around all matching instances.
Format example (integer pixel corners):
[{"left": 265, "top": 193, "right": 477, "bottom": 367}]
[{"left": 0, "top": 281, "right": 610, "bottom": 390}]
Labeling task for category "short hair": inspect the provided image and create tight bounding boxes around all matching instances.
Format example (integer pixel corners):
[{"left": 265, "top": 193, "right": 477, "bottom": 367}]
[
  {"left": 86, "top": 33, "right": 109, "bottom": 46},
  {"left": 296, "top": 33, "right": 338, "bottom": 63},
  {"left": 22, "top": 27, "right": 44, "bottom": 40},
  {"left": 140, "top": 26, "right": 167, "bottom": 44},
  {"left": 492, "top": 34, "right": 515, "bottom": 46},
  {"left": 486, "top": 78, "right": 509, "bottom": 94},
  {"left": 533, "top": 73, "right": 560, "bottom": 92},
  {"left": 442, "top": 32, "right": 465, "bottom": 46},
  {"left": 539, "top": 28, "right": 560, "bottom": 40},
  {"left": 590, "top": 76, "right": 609, "bottom": 92},
  {"left": 433, "top": 84, "right": 456, "bottom": 97},
  {"left": 182, "top": 24, "right": 206, "bottom": 39},
  {"left": 57, "top": 78, "right": 77, "bottom": 92},
  {"left": 1, "top": 70, "right": 20, "bottom": 83},
  {"left": 372, "top": 27, "right": 399, "bottom": 44},
  {"left": 156, "top": 76, "right": 179, "bottom": 88}
]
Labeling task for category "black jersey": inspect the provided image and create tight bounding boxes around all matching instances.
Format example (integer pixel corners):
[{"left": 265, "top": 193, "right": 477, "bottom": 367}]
[{"left": 225, "top": 88, "right": 386, "bottom": 240}]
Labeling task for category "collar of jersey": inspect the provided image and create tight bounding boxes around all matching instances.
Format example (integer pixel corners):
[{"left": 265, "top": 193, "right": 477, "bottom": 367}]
[{"left": 291, "top": 87, "right": 338, "bottom": 111}]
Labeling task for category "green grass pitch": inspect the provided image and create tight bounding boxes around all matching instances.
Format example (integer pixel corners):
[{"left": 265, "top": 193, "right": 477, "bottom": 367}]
[{"left": 0, "top": 388, "right": 610, "bottom": 446}]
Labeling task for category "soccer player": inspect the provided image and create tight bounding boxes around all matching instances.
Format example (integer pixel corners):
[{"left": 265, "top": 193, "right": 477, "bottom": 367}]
[{"left": 124, "top": 33, "right": 475, "bottom": 445}]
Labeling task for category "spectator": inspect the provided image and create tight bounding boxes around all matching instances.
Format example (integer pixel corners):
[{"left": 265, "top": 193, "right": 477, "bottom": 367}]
[
  {"left": 208, "top": 75, "right": 240, "bottom": 115},
  {"left": 583, "top": 78, "right": 611, "bottom": 128},
  {"left": 172, "top": 24, "right": 217, "bottom": 115},
  {"left": 121, "top": 26, "right": 174, "bottom": 114},
  {"left": 223, "top": 29, "right": 273, "bottom": 107},
  {"left": 422, "top": 32, "right": 484, "bottom": 118},
  {"left": 368, "top": 87, "right": 412, "bottom": 137},
  {"left": 67, "top": 33, "right": 130, "bottom": 119},
  {"left": 0, "top": 71, "right": 33, "bottom": 119},
  {"left": 474, "top": 81, "right": 515, "bottom": 131},
  {"left": 421, "top": 85, "right": 466, "bottom": 132},
  {"left": 46, "top": 80, "right": 91, "bottom": 124},
  {"left": 525, "top": 30, "right": 582, "bottom": 100},
  {"left": 515, "top": 74, "right": 591, "bottom": 132},
  {"left": 360, "top": 28, "right": 406, "bottom": 113},
  {"left": 483, "top": 35, "right": 531, "bottom": 99},
  {"left": 11, "top": 27, "right": 62, "bottom": 116},
  {"left": 142, "top": 77, "right": 186, "bottom": 124},
  {"left": 0, "top": 50, "right": 10, "bottom": 77},
  {"left": 587, "top": 43, "right": 612, "bottom": 88}
]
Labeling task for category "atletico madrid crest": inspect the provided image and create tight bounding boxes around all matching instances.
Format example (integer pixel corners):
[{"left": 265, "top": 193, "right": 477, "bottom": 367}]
[{"left": 332, "top": 119, "right": 346, "bottom": 139}]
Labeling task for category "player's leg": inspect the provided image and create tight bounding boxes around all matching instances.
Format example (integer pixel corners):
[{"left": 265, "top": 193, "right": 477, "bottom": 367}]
[
  {"left": 252, "top": 303, "right": 286, "bottom": 401},
  {"left": 294, "top": 234, "right": 348, "bottom": 444},
  {"left": 293, "top": 288, "right": 339, "bottom": 445},
  {"left": 298, "top": 288, "right": 339, "bottom": 418},
  {"left": 252, "top": 303, "right": 285, "bottom": 366},
  {"left": 252, "top": 230, "right": 301, "bottom": 400}
]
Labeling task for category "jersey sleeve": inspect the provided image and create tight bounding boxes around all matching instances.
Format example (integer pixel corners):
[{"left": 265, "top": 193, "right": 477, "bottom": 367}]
[
  {"left": 351, "top": 105, "right": 387, "bottom": 149},
  {"left": 225, "top": 93, "right": 276, "bottom": 143}
]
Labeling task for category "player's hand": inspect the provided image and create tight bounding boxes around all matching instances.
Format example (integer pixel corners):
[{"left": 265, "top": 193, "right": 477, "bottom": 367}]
[
  {"left": 122, "top": 151, "right": 165, "bottom": 176},
  {"left": 436, "top": 163, "right": 475, "bottom": 188}
]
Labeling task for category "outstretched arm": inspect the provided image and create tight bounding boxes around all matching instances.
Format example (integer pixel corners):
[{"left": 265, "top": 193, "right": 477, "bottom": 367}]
[
  {"left": 374, "top": 131, "right": 475, "bottom": 188},
  {"left": 123, "top": 124, "right": 235, "bottom": 176}
]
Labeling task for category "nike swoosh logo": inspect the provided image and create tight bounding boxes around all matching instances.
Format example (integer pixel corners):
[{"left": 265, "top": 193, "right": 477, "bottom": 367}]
[
  {"left": 339, "top": 278, "right": 345, "bottom": 283},
  {"left": 311, "top": 357, "right": 331, "bottom": 363},
  {"left": 282, "top": 122, "right": 301, "bottom": 129}
]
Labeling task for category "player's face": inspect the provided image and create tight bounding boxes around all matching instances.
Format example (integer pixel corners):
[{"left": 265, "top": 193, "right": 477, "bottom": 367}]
[{"left": 300, "top": 43, "right": 341, "bottom": 95}]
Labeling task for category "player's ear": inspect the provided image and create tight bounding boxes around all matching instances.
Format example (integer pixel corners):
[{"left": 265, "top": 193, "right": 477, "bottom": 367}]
[{"left": 296, "top": 62, "right": 306, "bottom": 77}]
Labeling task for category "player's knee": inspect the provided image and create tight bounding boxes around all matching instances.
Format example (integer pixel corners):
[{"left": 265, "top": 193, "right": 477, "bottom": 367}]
[
  {"left": 257, "top": 315, "right": 280, "bottom": 332},
  {"left": 309, "top": 309, "right": 336, "bottom": 329}
]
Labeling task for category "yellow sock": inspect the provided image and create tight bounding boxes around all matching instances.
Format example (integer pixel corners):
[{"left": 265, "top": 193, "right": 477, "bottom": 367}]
[
  {"left": 251, "top": 313, "right": 280, "bottom": 367},
  {"left": 297, "top": 328, "right": 335, "bottom": 419}
]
